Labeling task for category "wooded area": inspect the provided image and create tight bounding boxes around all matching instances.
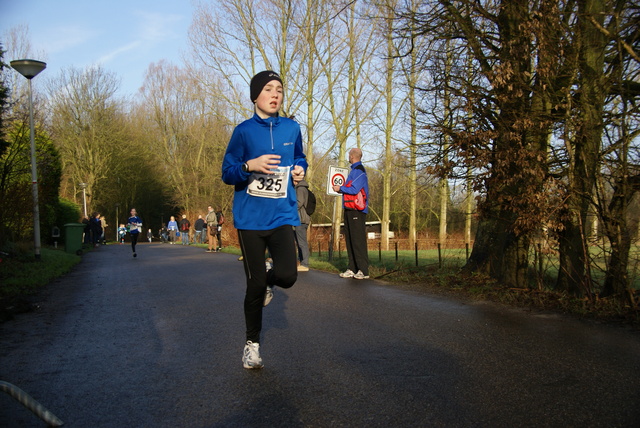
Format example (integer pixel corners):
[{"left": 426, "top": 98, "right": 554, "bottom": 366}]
[{"left": 1, "top": 0, "right": 639, "bottom": 303}]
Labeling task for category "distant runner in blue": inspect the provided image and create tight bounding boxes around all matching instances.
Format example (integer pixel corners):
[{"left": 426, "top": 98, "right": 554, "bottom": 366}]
[{"left": 127, "top": 208, "right": 142, "bottom": 258}]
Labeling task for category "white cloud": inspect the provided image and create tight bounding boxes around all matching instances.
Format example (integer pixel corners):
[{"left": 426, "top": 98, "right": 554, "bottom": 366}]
[
  {"left": 134, "top": 10, "right": 184, "bottom": 43},
  {"left": 97, "top": 41, "right": 143, "bottom": 64},
  {"left": 37, "top": 25, "right": 99, "bottom": 54}
]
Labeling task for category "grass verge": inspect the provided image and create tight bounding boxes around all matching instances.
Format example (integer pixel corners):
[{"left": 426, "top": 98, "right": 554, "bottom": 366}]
[
  {"left": 372, "top": 265, "right": 640, "bottom": 326},
  {"left": 0, "top": 246, "right": 81, "bottom": 321},
  {"left": 308, "top": 249, "right": 640, "bottom": 328}
]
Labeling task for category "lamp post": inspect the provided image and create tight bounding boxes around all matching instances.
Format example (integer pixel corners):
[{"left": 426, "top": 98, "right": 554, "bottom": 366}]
[
  {"left": 10, "top": 59, "right": 46, "bottom": 260},
  {"left": 79, "top": 183, "right": 88, "bottom": 217},
  {"left": 115, "top": 203, "right": 120, "bottom": 241}
]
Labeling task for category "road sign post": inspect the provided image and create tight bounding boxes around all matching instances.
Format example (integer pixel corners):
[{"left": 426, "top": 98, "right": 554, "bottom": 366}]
[{"left": 327, "top": 166, "right": 349, "bottom": 196}]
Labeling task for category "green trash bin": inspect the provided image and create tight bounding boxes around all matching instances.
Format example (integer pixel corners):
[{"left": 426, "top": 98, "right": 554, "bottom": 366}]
[{"left": 64, "top": 223, "right": 86, "bottom": 255}]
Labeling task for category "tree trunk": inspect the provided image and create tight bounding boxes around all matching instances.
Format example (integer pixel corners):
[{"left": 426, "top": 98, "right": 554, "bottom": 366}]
[
  {"left": 463, "top": 0, "right": 537, "bottom": 287},
  {"left": 601, "top": 189, "right": 632, "bottom": 299},
  {"left": 556, "top": 0, "right": 607, "bottom": 296},
  {"left": 463, "top": 209, "right": 529, "bottom": 287}
]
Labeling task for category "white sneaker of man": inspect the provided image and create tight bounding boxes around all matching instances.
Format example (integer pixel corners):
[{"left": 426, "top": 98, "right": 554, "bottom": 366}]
[
  {"left": 354, "top": 270, "right": 369, "bottom": 280},
  {"left": 339, "top": 269, "right": 355, "bottom": 278}
]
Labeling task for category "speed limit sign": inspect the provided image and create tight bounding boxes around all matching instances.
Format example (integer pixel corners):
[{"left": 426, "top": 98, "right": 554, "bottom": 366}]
[{"left": 327, "top": 166, "right": 349, "bottom": 196}]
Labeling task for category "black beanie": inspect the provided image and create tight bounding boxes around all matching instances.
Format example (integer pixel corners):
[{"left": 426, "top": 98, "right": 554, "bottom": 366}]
[{"left": 250, "top": 70, "right": 282, "bottom": 102}]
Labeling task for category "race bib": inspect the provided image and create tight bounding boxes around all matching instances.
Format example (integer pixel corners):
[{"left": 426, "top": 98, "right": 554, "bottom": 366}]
[{"left": 246, "top": 166, "right": 290, "bottom": 199}]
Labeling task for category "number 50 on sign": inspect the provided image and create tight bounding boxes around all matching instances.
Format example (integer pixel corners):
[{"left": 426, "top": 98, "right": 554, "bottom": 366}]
[{"left": 326, "top": 166, "right": 349, "bottom": 196}]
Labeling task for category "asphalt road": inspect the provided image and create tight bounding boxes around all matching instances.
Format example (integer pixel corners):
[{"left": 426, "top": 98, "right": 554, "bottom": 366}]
[{"left": 1, "top": 242, "right": 639, "bottom": 427}]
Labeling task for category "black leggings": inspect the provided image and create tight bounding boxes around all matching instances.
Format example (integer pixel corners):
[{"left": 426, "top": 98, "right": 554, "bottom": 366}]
[
  {"left": 131, "top": 233, "right": 139, "bottom": 253},
  {"left": 238, "top": 225, "right": 298, "bottom": 343},
  {"left": 344, "top": 210, "right": 369, "bottom": 275}
]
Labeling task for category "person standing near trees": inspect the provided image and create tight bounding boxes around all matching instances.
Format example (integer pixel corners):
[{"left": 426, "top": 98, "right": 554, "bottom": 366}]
[
  {"left": 332, "top": 147, "right": 369, "bottom": 280},
  {"left": 222, "top": 70, "right": 307, "bottom": 370},
  {"left": 179, "top": 214, "right": 191, "bottom": 245},
  {"left": 215, "top": 207, "right": 225, "bottom": 251},
  {"left": 194, "top": 214, "right": 205, "bottom": 244},
  {"left": 127, "top": 208, "right": 142, "bottom": 258},
  {"left": 90, "top": 212, "right": 103, "bottom": 248},
  {"left": 205, "top": 206, "right": 218, "bottom": 252},
  {"left": 100, "top": 216, "right": 108, "bottom": 245},
  {"left": 118, "top": 224, "right": 127, "bottom": 244},
  {"left": 167, "top": 216, "right": 178, "bottom": 244},
  {"left": 82, "top": 215, "right": 91, "bottom": 244}
]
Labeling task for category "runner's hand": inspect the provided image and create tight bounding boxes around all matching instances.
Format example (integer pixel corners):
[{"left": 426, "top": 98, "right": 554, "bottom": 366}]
[
  {"left": 292, "top": 165, "right": 305, "bottom": 183},
  {"left": 247, "top": 154, "right": 281, "bottom": 174}
]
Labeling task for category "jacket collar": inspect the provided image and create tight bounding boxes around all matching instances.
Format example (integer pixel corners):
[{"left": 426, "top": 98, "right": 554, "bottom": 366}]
[{"left": 253, "top": 113, "right": 281, "bottom": 127}]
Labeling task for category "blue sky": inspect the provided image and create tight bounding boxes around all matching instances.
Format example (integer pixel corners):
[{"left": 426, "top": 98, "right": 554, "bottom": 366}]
[{"left": 1, "top": 0, "right": 195, "bottom": 97}]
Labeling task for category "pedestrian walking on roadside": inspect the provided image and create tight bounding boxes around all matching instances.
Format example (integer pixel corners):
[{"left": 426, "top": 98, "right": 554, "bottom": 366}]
[
  {"left": 215, "top": 208, "right": 225, "bottom": 251},
  {"left": 222, "top": 70, "right": 307, "bottom": 369},
  {"left": 332, "top": 147, "right": 370, "bottom": 279},
  {"left": 179, "top": 214, "right": 191, "bottom": 245},
  {"left": 194, "top": 215, "right": 205, "bottom": 244},
  {"left": 160, "top": 225, "right": 168, "bottom": 243},
  {"left": 167, "top": 216, "right": 178, "bottom": 244},
  {"left": 100, "top": 216, "right": 108, "bottom": 245},
  {"left": 118, "top": 224, "right": 127, "bottom": 244},
  {"left": 205, "top": 206, "right": 218, "bottom": 252},
  {"left": 147, "top": 228, "right": 153, "bottom": 243},
  {"left": 90, "top": 212, "right": 103, "bottom": 248},
  {"left": 295, "top": 179, "right": 311, "bottom": 271},
  {"left": 128, "top": 208, "right": 142, "bottom": 258},
  {"left": 82, "top": 215, "right": 91, "bottom": 244}
]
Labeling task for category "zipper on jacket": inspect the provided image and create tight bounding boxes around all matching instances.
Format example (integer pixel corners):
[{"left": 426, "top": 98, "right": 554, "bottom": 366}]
[{"left": 270, "top": 121, "right": 274, "bottom": 150}]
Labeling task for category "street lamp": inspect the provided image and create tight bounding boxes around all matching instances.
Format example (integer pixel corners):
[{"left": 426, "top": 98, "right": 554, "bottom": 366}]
[
  {"left": 10, "top": 59, "right": 46, "bottom": 260},
  {"left": 79, "top": 183, "right": 88, "bottom": 217},
  {"left": 115, "top": 203, "right": 120, "bottom": 241}
]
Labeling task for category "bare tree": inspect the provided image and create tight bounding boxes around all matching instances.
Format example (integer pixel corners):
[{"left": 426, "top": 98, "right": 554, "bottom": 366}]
[
  {"left": 318, "top": 1, "right": 381, "bottom": 250},
  {"left": 394, "top": 0, "right": 430, "bottom": 249},
  {"left": 373, "top": 0, "right": 405, "bottom": 250},
  {"left": 591, "top": 0, "right": 640, "bottom": 302},
  {"left": 49, "top": 65, "right": 124, "bottom": 212},
  {"left": 138, "top": 60, "right": 232, "bottom": 216}
]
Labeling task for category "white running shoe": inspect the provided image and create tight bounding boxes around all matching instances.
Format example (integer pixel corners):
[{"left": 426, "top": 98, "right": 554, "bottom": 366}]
[
  {"left": 339, "top": 269, "right": 355, "bottom": 278},
  {"left": 262, "top": 258, "right": 275, "bottom": 306},
  {"left": 264, "top": 286, "right": 274, "bottom": 306},
  {"left": 242, "top": 341, "right": 263, "bottom": 369},
  {"left": 354, "top": 270, "right": 369, "bottom": 279}
]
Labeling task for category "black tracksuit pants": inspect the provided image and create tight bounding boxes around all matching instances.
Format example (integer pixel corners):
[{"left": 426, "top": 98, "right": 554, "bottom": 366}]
[
  {"left": 344, "top": 209, "right": 369, "bottom": 276},
  {"left": 238, "top": 225, "right": 298, "bottom": 343},
  {"left": 131, "top": 232, "right": 139, "bottom": 253}
]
